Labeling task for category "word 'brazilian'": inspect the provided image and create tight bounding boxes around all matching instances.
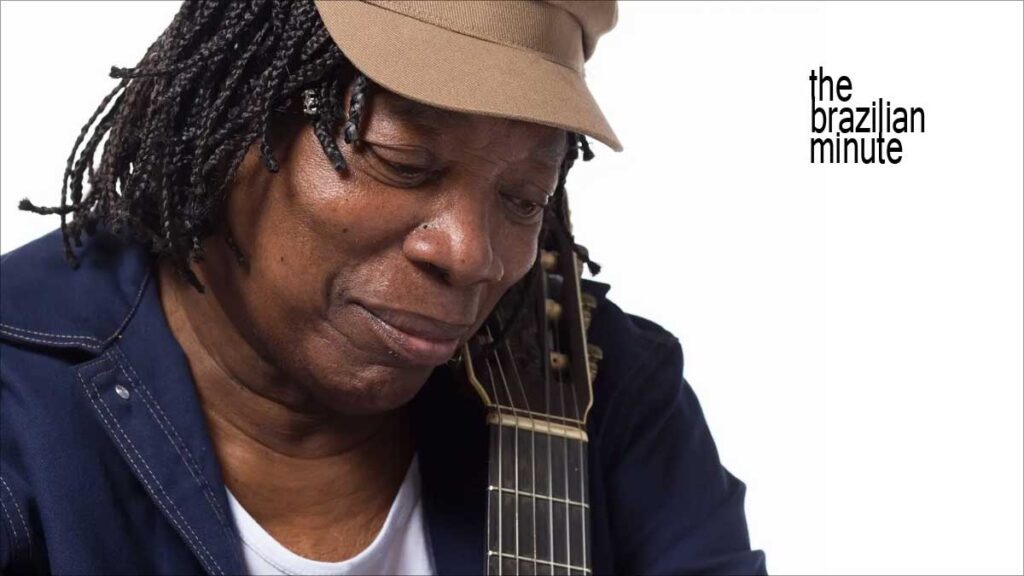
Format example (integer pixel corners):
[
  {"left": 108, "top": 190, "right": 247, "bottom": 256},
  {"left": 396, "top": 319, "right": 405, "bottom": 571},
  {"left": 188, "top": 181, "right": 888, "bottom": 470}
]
[{"left": 810, "top": 67, "right": 925, "bottom": 164}]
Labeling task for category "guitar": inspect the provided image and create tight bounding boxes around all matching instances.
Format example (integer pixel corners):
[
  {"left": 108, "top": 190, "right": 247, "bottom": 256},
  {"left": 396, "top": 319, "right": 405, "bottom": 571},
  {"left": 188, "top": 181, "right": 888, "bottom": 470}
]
[{"left": 461, "top": 198, "right": 602, "bottom": 576}]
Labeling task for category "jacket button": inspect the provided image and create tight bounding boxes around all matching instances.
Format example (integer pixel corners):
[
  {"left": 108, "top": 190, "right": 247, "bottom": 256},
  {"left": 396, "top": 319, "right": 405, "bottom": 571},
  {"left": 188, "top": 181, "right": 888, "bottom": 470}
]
[{"left": 114, "top": 384, "right": 131, "bottom": 400}]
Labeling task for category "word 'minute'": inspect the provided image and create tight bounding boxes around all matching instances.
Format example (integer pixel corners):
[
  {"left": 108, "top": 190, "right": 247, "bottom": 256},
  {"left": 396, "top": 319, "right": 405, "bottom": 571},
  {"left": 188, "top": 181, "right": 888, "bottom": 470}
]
[{"left": 810, "top": 67, "right": 925, "bottom": 164}]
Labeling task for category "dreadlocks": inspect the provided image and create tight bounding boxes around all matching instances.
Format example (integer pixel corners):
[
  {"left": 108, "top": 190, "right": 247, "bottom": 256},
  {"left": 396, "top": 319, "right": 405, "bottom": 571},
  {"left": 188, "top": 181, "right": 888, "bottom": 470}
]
[{"left": 20, "top": 0, "right": 594, "bottom": 295}]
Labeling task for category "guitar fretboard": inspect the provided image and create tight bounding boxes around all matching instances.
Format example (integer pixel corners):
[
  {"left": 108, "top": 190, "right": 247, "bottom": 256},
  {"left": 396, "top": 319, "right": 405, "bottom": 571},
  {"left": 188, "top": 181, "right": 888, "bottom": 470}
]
[{"left": 486, "top": 417, "right": 591, "bottom": 575}]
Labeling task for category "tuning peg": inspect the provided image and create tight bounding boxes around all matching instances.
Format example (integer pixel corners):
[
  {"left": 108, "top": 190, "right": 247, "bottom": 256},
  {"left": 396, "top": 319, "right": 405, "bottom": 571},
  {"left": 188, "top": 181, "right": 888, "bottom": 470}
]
[
  {"left": 545, "top": 298, "right": 563, "bottom": 322},
  {"left": 587, "top": 344, "right": 603, "bottom": 382},
  {"left": 540, "top": 250, "right": 558, "bottom": 272},
  {"left": 581, "top": 293, "right": 597, "bottom": 330},
  {"left": 549, "top": 351, "right": 569, "bottom": 371}
]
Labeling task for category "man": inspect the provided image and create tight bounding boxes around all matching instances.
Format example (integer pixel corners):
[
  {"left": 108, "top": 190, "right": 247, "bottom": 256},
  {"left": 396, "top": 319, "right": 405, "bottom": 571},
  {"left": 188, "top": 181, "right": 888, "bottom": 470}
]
[{"left": 1, "top": 1, "right": 766, "bottom": 573}]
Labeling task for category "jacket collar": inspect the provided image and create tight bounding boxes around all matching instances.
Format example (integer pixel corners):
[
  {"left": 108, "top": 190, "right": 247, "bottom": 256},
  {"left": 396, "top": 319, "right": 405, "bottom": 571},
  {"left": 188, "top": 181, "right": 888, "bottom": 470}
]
[{"left": 0, "top": 229, "right": 150, "bottom": 353}]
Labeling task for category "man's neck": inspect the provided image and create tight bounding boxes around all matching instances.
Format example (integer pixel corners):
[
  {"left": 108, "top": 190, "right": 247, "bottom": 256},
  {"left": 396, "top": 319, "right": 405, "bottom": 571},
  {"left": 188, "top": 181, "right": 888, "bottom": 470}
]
[{"left": 157, "top": 261, "right": 414, "bottom": 561}]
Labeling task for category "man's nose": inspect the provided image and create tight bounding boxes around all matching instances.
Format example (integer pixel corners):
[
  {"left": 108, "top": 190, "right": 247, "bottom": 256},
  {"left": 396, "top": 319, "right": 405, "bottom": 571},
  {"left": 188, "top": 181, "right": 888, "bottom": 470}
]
[{"left": 402, "top": 191, "right": 505, "bottom": 287}]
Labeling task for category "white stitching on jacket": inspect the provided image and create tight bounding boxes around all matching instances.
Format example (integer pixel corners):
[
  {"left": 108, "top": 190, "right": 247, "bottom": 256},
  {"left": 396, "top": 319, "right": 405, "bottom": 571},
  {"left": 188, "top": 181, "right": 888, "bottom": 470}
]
[
  {"left": 79, "top": 364, "right": 223, "bottom": 575},
  {"left": 0, "top": 267, "right": 152, "bottom": 349},
  {"left": 0, "top": 323, "right": 102, "bottom": 342},
  {"left": 0, "top": 498, "right": 23, "bottom": 554},
  {"left": 0, "top": 328, "right": 100, "bottom": 349},
  {"left": 112, "top": 347, "right": 240, "bottom": 555},
  {"left": 0, "top": 476, "right": 31, "bottom": 556}
]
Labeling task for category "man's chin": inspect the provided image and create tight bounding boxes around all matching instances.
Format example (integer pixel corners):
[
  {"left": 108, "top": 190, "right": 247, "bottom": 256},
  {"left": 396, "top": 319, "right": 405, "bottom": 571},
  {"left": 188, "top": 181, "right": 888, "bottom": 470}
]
[{"left": 301, "top": 362, "right": 431, "bottom": 416}]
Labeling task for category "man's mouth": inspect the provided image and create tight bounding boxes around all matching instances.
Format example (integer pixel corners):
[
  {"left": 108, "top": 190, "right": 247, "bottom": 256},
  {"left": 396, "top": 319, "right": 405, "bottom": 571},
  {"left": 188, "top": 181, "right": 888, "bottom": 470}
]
[{"left": 351, "top": 302, "right": 473, "bottom": 366}]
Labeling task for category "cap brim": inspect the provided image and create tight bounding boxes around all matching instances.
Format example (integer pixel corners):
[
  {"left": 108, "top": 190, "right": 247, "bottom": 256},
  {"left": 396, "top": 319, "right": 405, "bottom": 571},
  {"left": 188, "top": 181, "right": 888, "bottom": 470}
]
[{"left": 314, "top": 0, "right": 622, "bottom": 152}]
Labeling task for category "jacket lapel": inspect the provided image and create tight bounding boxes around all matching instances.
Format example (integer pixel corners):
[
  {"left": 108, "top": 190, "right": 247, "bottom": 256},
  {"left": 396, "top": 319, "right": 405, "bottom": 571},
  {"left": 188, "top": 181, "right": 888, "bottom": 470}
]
[{"left": 74, "top": 272, "right": 244, "bottom": 575}]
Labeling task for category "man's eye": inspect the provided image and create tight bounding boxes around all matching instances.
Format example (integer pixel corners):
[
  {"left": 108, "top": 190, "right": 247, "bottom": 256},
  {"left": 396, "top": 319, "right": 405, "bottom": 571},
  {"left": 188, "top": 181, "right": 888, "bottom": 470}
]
[
  {"left": 501, "top": 193, "right": 546, "bottom": 221},
  {"left": 380, "top": 158, "right": 428, "bottom": 178},
  {"left": 362, "top": 145, "right": 442, "bottom": 186}
]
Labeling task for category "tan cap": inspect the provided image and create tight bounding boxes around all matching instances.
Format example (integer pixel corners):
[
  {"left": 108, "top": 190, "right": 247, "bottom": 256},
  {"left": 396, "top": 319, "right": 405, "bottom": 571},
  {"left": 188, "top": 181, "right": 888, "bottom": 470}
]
[{"left": 313, "top": 0, "right": 622, "bottom": 151}]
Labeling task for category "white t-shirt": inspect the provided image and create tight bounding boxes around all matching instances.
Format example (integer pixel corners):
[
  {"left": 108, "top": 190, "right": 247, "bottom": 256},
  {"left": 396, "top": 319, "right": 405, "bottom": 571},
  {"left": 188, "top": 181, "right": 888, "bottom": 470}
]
[{"left": 225, "top": 455, "right": 436, "bottom": 576}]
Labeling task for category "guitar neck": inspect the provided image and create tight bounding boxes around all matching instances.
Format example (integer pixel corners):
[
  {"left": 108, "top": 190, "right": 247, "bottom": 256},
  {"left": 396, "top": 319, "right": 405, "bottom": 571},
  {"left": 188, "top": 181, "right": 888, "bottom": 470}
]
[{"left": 486, "top": 412, "right": 591, "bottom": 575}]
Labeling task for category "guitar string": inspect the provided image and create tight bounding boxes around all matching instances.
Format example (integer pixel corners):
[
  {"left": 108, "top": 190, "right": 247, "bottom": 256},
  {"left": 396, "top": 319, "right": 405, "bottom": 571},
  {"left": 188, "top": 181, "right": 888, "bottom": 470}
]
[
  {"left": 483, "top": 356, "right": 504, "bottom": 575},
  {"left": 488, "top": 324, "right": 526, "bottom": 574},
  {"left": 551, "top": 299, "right": 573, "bottom": 572},
  {"left": 564, "top": 259, "right": 589, "bottom": 574},
  {"left": 556, "top": 257, "right": 590, "bottom": 574},
  {"left": 566, "top": 332, "right": 589, "bottom": 574},
  {"left": 543, "top": 283, "right": 556, "bottom": 575},
  {"left": 539, "top": 263, "right": 556, "bottom": 571},
  {"left": 496, "top": 315, "right": 540, "bottom": 572}
]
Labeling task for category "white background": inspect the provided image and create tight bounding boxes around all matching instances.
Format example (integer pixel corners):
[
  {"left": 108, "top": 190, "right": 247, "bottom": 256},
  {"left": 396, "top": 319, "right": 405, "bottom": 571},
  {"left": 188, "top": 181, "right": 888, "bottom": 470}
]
[{"left": 2, "top": 2, "right": 1022, "bottom": 574}]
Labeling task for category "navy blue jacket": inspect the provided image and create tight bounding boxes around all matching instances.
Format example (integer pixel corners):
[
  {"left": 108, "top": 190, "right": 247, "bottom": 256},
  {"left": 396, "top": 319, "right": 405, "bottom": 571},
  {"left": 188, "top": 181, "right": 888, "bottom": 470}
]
[{"left": 0, "top": 230, "right": 766, "bottom": 575}]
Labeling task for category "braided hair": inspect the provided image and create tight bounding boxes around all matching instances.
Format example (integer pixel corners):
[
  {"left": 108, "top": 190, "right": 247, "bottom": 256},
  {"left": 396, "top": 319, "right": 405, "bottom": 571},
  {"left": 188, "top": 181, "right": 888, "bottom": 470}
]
[{"left": 20, "top": 0, "right": 595, "bottom": 296}]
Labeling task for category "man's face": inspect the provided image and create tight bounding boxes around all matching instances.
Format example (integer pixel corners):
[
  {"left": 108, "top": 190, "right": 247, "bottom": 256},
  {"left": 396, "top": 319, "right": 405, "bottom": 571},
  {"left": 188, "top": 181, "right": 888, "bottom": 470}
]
[{"left": 200, "top": 87, "right": 567, "bottom": 415}]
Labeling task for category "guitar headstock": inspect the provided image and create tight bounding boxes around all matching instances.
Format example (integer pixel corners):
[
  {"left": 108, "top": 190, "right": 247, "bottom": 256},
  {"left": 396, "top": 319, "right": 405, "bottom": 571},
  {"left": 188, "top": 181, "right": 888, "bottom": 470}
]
[{"left": 462, "top": 210, "right": 601, "bottom": 429}]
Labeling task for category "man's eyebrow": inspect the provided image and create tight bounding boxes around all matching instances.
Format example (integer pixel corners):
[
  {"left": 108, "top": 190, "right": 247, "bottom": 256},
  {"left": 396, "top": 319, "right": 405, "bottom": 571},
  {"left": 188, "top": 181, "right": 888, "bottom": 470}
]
[
  {"left": 531, "top": 138, "right": 568, "bottom": 166},
  {"left": 385, "top": 97, "right": 453, "bottom": 137},
  {"left": 387, "top": 96, "right": 568, "bottom": 163}
]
